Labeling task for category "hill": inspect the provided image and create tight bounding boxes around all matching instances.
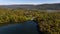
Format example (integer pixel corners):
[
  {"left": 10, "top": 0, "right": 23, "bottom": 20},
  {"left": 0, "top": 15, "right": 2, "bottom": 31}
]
[{"left": 0, "top": 3, "right": 60, "bottom": 10}]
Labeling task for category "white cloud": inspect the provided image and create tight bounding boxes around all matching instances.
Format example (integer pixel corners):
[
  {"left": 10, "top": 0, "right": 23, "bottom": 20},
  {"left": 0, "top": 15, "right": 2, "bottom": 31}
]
[
  {"left": 0, "top": 2, "right": 42, "bottom": 5},
  {"left": 0, "top": 0, "right": 60, "bottom": 5}
]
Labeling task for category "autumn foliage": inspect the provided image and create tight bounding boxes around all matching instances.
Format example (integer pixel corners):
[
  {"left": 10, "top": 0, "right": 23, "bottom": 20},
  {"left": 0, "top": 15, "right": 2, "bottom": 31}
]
[{"left": 0, "top": 8, "right": 60, "bottom": 34}]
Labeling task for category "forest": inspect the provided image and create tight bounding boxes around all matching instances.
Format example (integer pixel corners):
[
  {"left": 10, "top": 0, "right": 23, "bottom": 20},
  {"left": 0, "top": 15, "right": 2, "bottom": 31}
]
[{"left": 0, "top": 8, "right": 60, "bottom": 34}]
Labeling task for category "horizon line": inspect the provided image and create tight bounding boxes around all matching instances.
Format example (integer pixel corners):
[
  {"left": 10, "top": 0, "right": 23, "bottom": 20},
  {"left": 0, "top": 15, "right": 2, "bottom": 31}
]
[{"left": 0, "top": 3, "right": 60, "bottom": 5}]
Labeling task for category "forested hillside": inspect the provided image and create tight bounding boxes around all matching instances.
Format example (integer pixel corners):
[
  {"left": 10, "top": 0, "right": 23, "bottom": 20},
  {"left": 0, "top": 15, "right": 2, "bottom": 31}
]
[
  {"left": 1, "top": 3, "right": 60, "bottom": 10},
  {"left": 0, "top": 8, "right": 60, "bottom": 34}
]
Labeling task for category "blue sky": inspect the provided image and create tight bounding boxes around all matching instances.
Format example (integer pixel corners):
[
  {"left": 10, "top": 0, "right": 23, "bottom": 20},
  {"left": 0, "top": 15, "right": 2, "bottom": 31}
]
[{"left": 0, "top": 0, "right": 60, "bottom": 5}]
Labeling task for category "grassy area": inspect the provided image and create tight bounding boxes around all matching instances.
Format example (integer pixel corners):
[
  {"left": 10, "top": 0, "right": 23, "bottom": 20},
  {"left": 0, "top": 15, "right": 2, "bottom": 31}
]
[{"left": 0, "top": 8, "right": 60, "bottom": 34}]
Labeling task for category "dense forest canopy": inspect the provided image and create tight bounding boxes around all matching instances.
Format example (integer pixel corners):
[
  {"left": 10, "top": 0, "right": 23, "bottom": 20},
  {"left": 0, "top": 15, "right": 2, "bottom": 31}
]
[{"left": 0, "top": 8, "right": 60, "bottom": 34}]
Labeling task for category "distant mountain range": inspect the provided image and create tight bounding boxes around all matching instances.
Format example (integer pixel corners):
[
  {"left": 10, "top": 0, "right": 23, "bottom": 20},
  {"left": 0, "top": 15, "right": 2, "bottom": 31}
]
[{"left": 0, "top": 3, "right": 60, "bottom": 10}]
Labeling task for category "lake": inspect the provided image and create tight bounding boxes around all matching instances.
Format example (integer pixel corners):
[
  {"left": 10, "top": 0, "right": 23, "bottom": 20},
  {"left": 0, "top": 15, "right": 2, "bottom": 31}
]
[{"left": 0, "top": 21, "right": 40, "bottom": 34}]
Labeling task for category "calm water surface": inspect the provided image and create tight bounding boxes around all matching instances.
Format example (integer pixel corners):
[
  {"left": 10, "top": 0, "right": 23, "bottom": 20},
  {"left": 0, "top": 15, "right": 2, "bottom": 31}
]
[{"left": 0, "top": 21, "right": 39, "bottom": 34}]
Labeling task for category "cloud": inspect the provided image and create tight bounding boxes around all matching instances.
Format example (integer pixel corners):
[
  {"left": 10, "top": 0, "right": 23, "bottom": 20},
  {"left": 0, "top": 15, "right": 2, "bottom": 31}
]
[
  {"left": 0, "top": 3, "right": 42, "bottom": 5},
  {"left": 0, "top": 0, "right": 60, "bottom": 5}
]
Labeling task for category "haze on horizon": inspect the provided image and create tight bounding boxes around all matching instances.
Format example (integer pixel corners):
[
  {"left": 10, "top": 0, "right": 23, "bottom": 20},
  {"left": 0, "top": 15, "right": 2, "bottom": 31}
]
[{"left": 0, "top": 0, "right": 60, "bottom": 5}]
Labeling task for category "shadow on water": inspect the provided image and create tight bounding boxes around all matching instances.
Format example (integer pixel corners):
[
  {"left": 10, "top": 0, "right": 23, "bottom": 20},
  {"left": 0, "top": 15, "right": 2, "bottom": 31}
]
[{"left": 0, "top": 20, "right": 44, "bottom": 34}]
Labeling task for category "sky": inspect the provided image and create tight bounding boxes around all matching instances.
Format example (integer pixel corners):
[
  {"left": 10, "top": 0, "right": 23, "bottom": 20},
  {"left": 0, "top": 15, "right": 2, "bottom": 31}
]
[{"left": 0, "top": 0, "right": 60, "bottom": 5}]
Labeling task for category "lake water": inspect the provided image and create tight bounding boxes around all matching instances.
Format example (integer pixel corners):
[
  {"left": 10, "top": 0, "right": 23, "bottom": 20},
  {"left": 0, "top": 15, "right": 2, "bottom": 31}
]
[{"left": 0, "top": 21, "right": 40, "bottom": 34}]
